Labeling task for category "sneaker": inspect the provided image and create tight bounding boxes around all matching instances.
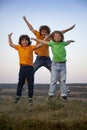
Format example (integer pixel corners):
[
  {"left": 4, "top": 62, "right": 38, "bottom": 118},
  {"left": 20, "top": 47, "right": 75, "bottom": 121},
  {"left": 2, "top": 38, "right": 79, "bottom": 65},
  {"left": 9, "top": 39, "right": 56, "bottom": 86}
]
[
  {"left": 28, "top": 98, "right": 33, "bottom": 106},
  {"left": 67, "top": 89, "right": 71, "bottom": 93},
  {"left": 61, "top": 96, "right": 67, "bottom": 101},
  {"left": 48, "top": 95, "right": 53, "bottom": 100},
  {"left": 14, "top": 96, "right": 20, "bottom": 103}
]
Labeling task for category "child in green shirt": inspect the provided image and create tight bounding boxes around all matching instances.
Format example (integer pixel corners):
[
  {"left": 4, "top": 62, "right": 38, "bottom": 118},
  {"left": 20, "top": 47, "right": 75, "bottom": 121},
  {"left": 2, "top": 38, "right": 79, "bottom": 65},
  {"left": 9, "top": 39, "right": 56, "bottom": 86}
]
[{"left": 31, "top": 31, "right": 75, "bottom": 101}]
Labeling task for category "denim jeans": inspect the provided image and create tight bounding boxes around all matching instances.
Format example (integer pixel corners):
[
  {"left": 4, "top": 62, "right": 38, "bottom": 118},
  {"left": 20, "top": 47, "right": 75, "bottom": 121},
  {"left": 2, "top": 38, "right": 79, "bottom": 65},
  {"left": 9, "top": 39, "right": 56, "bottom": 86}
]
[
  {"left": 33, "top": 56, "right": 52, "bottom": 73},
  {"left": 16, "top": 65, "right": 34, "bottom": 98},
  {"left": 48, "top": 61, "right": 67, "bottom": 97}
]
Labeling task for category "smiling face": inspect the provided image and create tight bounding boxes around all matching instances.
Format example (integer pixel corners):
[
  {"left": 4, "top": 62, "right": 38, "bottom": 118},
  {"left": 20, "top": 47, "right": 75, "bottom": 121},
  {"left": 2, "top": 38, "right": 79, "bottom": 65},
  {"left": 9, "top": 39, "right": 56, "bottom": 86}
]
[
  {"left": 51, "top": 31, "right": 64, "bottom": 42},
  {"left": 40, "top": 29, "right": 48, "bottom": 38},
  {"left": 21, "top": 38, "right": 29, "bottom": 47},
  {"left": 19, "top": 35, "right": 31, "bottom": 46},
  {"left": 53, "top": 33, "right": 62, "bottom": 42},
  {"left": 39, "top": 25, "right": 51, "bottom": 38}
]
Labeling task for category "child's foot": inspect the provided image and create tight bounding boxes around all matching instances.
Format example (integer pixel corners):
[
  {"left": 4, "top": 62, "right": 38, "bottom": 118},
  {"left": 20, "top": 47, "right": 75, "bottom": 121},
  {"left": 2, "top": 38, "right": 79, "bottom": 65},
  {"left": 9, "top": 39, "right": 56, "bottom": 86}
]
[
  {"left": 48, "top": 95, "right": 54, "bottom": 100},
  {"left": 67, "top": 89, "right": 71, "bottom": 93},
  {"left": 61, "top": 96, "right": 67, "bottom": 101},
  {"left": 28, "top": 98, "right": 33, "bottom": 106},
  {"left": 14, "top": 96, "right": 20, "bottom": 103}
]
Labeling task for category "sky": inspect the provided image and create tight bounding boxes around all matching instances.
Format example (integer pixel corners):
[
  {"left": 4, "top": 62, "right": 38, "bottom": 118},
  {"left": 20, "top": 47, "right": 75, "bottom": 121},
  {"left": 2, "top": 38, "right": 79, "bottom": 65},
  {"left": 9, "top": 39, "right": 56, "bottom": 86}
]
[{"left": 0, "top": 0, "right": 87, "bottom": 84}]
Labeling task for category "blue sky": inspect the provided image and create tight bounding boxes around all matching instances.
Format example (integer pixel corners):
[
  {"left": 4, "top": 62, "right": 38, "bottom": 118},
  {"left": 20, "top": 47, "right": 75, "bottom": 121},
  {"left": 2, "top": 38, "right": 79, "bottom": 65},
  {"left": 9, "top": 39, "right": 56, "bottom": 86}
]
[{"left": 0, "top": 0, "right": 87, "bottom": 83}]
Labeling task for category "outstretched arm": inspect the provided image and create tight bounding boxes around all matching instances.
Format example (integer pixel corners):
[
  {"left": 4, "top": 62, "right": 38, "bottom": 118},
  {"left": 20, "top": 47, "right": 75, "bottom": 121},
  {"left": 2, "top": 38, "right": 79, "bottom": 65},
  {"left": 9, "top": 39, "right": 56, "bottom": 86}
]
[
  {"left": 61, "top": 24, "right": 75, "bottom": 33},
  {"left": 8, "top": 33, "right": 16, "bottom": 48},
  {"left": 31, "top": 38, "right": 48, "bottom": 45},
  {"left": 34, "top": 43, "right": 43, "bottom": 49},
  {"left": 66, "top": 40, "right": 75, "bottom": 45},
  {"left": 23, "top": 16, "right": 35, "bottom": 34},
  {"left": 45, "top": 24, "right": 76, "bottom": 40}
]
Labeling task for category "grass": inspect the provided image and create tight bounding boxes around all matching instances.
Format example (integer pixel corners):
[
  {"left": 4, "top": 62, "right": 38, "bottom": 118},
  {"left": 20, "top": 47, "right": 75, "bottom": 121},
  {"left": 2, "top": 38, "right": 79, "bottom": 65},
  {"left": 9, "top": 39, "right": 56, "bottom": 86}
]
[{"left": 0, "top": 96, "right": 87, "bottom": 130}]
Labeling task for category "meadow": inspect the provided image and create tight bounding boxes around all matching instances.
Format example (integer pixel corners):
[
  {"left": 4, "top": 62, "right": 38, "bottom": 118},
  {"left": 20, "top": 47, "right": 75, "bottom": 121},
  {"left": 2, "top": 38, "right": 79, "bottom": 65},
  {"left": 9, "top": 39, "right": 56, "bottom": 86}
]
[{"left": 0, "top": 84, "right": 87, "bottom": 130}]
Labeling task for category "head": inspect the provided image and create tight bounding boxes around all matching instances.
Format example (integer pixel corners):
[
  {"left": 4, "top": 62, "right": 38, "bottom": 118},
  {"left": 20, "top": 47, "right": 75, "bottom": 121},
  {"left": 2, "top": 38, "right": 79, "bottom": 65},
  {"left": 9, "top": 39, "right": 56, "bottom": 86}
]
[
  {"left": 50, "top": 31, "right": 64, "bottom": 42},
  {"left": 19, "top": 35, "right": 31, "bottom": 46},
  {"left": 39, "top": 25, "right": 51, "bottom": 38}
]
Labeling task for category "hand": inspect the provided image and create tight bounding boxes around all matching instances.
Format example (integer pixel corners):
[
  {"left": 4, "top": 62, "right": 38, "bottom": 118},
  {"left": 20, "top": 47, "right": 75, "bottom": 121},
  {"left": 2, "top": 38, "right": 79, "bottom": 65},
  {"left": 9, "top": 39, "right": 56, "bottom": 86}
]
[
  {"left": 31, "top": 38, "right": 36, "bottom": 41},
  {"left": 23, "top": 16, "right": 26, "bottom": 20},
  {"left": 44, "top": 34, "right": 50, "bottom": 40},
  {"left": 66, "top": 40, "right": 75, "bottom": 45},
  {"left": 69, "top": 40, "right": 75, "bottom": 42},
  {"left": 8, "top": 33, "right": 13, "bottom": 37},
  {"left": 71, "top": 24, "right": 76, "bottom": 29}
]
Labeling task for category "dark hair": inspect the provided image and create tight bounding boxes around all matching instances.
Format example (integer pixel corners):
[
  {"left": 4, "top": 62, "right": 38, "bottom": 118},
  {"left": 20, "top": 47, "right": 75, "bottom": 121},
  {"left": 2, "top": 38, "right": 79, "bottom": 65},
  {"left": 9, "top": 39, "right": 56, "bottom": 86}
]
[
  {"left": 50, "top": 31, "right": 64, "bottom": 42},
  {"left": 19, "top": 35, "right": 31, "bottom": 46},
  {"left": 39, "top": 25, "right": 51, "bottom": 35}
]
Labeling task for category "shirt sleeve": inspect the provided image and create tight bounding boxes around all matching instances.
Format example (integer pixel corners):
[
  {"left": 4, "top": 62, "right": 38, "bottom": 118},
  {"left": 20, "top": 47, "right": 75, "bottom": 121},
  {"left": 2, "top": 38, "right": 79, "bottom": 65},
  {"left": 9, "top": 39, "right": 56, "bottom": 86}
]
[
  {"left": 31, "top": 45, "right": 37, "bottom": 50},
  {"left": 14, "top": 45, "right": 20, "bottom": 50},
  {"left": 64, "top": 41, "right": 68, "bottom": 46},
  {"left": 48, "top": 42, "right": 53, "bottom": 46},
  {"left": 34, "top": 30, "right": 39, "bottom": 36}
]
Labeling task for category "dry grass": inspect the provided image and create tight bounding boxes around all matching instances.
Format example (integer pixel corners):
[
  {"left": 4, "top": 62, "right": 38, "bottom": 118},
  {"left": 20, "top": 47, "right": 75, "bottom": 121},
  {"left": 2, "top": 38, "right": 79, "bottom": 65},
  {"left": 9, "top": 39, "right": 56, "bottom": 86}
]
[{"left": 0, "top": 95, "right": 87, "bottom": 130}]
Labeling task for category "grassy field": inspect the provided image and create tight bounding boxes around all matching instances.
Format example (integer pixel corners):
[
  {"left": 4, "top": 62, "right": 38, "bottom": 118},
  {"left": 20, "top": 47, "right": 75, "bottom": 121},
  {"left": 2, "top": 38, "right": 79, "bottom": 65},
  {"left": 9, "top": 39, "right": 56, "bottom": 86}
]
[
  {"left": 0, "top": 84, "right": 87, "bottom": 130},
  {"left": 0, "top": 85, "right": 87, "bottom": 130}
]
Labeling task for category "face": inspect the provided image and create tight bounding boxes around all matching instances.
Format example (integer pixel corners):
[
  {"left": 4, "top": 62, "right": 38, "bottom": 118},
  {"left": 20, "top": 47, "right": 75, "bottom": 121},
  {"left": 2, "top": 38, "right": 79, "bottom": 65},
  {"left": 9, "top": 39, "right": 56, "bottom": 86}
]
[
  {"left": 41, "top": 30, "right": 48, "bottom": 38},
  {"left": 21, "top": 39, "right": 28, "bottom": 47},
  {"left": 53, "top": 33, "right": 62, "bottom": 42}
]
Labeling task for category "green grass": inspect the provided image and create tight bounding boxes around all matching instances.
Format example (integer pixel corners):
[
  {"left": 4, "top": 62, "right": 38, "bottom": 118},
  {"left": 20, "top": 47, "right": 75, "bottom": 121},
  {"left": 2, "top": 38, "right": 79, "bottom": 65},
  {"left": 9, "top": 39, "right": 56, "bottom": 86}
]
[{"left": 0, "top": 96, "right": 87, "bottom": 130}]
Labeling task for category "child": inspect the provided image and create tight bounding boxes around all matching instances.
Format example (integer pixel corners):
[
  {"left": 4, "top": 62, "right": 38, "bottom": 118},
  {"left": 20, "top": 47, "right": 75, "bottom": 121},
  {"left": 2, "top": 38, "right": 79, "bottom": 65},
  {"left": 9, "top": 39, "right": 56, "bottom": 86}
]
[
  {"left": 31, "top": 31, "right": 75, "bottom": 101},
  {"left": 8, "top": 33, "right": 42, "bottom": 104},
  {"left": 23, "top": 16, "right": 75, "bottom": 73}
]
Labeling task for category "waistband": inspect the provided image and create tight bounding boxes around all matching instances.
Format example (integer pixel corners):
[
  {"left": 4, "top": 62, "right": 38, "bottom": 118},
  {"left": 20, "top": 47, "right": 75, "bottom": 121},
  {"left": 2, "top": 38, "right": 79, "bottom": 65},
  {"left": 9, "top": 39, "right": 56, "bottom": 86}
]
[
  {"left": 37, "top": 55, "right": 50, "bottom": 58},
  {"left": 54, "top": 61, "right": 66, "bottom": 63},
  {"left": 20, "top": 64, "right": 32, "bottom": 67}
]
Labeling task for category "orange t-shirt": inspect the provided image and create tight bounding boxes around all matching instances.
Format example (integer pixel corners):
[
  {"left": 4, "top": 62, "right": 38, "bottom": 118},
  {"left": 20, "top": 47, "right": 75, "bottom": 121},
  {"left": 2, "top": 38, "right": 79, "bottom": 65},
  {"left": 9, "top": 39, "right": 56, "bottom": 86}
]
[
  {"left": 14, "top": 45, "right": 36, "bottom": 66},
  {"left": 34, "top": 30, "right": 50, "bottom": 56}
]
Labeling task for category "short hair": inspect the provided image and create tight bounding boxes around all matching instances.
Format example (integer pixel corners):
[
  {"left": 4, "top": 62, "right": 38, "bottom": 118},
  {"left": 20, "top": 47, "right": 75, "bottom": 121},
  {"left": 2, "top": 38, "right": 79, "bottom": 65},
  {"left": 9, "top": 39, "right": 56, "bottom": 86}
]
[
  {"left": 50, "top": 31, "right": 64, "bottom": 42},
  {"left": 39, "top": 25, "right": 51, "bottom": 34},
  {"left": 19, "top": 35, "right": 31, "bottom": 46}
]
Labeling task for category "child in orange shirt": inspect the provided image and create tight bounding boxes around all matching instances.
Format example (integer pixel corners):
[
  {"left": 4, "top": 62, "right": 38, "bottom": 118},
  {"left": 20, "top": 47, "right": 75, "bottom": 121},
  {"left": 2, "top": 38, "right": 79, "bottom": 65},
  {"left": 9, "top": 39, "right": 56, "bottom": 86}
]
[{"left": 8, "top": 33, "right": 42, "bottom": 104}]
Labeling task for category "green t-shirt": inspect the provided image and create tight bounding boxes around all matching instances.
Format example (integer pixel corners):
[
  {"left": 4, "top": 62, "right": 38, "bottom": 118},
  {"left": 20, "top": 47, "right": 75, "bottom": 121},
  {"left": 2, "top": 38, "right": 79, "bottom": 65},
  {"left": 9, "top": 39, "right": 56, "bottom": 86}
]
[{"left": 48, "top": 41, "right": 67, "bottom": 62}]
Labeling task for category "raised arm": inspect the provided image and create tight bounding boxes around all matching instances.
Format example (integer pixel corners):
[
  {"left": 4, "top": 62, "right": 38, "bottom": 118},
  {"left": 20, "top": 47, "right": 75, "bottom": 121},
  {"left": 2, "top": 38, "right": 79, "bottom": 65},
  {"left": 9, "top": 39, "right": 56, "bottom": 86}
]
[
  {"left": 66, "top": 40, "right": 75, "bottom": 45},
  {"left": 23, "top": 16, "right": 35, "bottom": 34},
  {"left": 31, "top": 38, "right": 48, "bottom": 45},
  {"left": 61, "top": 24, "right": 75, "bottom": 33},
  {"left": 8, "top": 33, "right": 16, "bottom": 48}
]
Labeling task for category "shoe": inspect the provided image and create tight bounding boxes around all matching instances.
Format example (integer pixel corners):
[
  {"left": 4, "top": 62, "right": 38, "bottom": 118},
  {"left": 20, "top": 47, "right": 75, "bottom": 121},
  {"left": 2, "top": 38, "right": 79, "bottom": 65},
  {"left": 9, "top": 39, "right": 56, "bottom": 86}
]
[
  {"left": 61, "top": 96, "right": 67, "bottom": 101},
  {"left": 14, "top": 96, "right": 20, "bottom": 103},
  {"left": 67, "top": 89, "right": 70, "bottom": 93},
  {"left": 28, "top": 98, "right": 33, "bottom": 106},
  {"left": 48, "top": 95, "right": 53, "bottom": 100}
]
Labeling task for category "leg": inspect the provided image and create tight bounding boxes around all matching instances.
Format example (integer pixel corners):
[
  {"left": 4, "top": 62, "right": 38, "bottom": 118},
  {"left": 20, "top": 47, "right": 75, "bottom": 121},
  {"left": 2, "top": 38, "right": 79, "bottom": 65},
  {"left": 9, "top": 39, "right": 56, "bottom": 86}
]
[
  {"left": 33, "top": 56, "right": 43, "bottom": 73},
  {"left": 48, "top": 62, "right": 59, "bottom": 96},
  {"left": 27, "top": 66, "right": 34, "bottom": 98},
  {"left": 16, "top": 66, "right": 26, "bottom": 97},
  {"left": 59, "top": 63, "right": 67, "bottom": 97},
  {"left": 43, "top": 56, "right": 52, "bottom": 72},
  {"left": 14, "top": 66, "right": 26, "bottom": 103}
]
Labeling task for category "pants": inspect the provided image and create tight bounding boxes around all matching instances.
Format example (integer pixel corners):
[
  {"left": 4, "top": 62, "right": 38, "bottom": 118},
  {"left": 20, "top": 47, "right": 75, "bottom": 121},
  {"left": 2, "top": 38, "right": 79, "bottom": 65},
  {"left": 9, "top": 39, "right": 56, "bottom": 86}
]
[
  {"left": 48, "top": 62, "right": 67, "bottom": 97},
  {"left": 16, "top": 65, "right": 34, "bottom": 98},
  {"left": 33, "top": 55, "right": 52, "bottom": 73}
]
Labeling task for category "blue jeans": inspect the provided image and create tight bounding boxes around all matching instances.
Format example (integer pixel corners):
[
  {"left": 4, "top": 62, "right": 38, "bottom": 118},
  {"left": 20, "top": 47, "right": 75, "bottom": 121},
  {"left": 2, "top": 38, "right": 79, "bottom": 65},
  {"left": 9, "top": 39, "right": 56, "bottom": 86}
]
[
  {"left": 48, "top": 62, "right": 67, "bottom": 97},
  {"left": 16, "top": 65, "right": 34, "bottom": 98},
  {"left": 33, "top": 56, "right": 52, "bottom": 73}
]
